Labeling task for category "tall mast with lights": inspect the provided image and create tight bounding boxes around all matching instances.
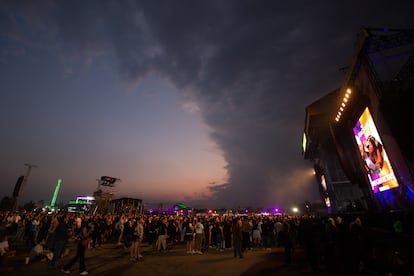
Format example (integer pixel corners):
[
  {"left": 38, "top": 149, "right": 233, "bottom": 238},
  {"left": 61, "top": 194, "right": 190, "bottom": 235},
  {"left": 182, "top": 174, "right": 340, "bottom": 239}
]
[{"left": 50, "top": 178, "right": 62, "bottom": 209}]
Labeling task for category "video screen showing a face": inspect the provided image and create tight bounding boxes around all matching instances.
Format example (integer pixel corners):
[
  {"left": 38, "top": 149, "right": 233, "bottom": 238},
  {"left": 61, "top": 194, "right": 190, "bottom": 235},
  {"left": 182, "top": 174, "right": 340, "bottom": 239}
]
[{"left": 353, "top": 107, "right": 398, "bottom": 193}]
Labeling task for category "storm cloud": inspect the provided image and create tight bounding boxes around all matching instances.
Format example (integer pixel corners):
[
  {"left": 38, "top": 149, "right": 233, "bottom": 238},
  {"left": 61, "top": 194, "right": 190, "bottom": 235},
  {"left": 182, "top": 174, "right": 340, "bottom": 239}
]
[{"left": 2, "top": 0, "right": 413, "bottom": 209}]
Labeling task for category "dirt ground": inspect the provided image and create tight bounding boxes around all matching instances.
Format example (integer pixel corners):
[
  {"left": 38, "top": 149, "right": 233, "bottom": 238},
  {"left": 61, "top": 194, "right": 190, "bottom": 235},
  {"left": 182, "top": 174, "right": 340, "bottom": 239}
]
[{"left": 1, "top": 241, "right": 320, "bottom": 276}]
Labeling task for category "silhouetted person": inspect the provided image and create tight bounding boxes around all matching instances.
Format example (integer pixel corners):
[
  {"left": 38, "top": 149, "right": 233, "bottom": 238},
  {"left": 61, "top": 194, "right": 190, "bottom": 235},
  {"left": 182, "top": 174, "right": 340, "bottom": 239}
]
[
  {"left": 62, "top": 221, "right": 91, "bottom": 275},
  {"left": 279, "top": 221, "right": 293, "bottom": 264},
  {"left": 232, "top": 217, "right": 243, "bottom": 258},
  {"left": 48, "top": 215, "right": 70, "bottom": 269}
]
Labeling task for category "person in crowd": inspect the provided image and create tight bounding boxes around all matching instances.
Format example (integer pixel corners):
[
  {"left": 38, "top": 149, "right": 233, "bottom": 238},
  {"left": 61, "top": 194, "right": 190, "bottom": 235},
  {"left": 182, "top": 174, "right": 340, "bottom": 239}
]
[
  {"left": 37, "top": 215, "right": 51, "bottom": 247},
  {"left": 194, "top": 218, "right": 204, "bottom": 254},
  {"left": 48, "top": 214, "right": 70, "bottom": 269},
  {"left": 182, "top": 216, "right": 194, "bottom": 254},
  {"left": 130, "top": 218, "right": 144, "bottom": 260},
  {"left": 90, "top": 216, "right": 104, "bottom": 249},
  {"left": 62, "top": 221, "right": 91, "bottom": 275},
  {"left": 241, "top": 216, "right": 252, "bottom": 252},
  {"left": 279, "top": 220, "right": 293, "bottom": 264},
  {"left": 45, "top": 213, "right": 59, "bottom": 250},
  {"left": 204, "top": 219, "right": 211, "bottom": 251},
  {"left": 147, "top": 216, "right": 159, "bottom": 251},
  {"left": 167, "top": 217, "right": 179, "bottom": 245},
  {"left": 4, "top": 212, "right": 19, "bottom": 236},
  {"left": 348, "top": 217, "right": 364, "bottom": 274},
  {"left": 157, "top": 217, "right": 168, "bottom": 253},
  {"left": 252, "top": 217, "right": 262, "bottom": 248},
  {"left": 0, "top": 234, "right": 16, "bottom": 258},
  {"left": 137, "top": 218, "right": 145, "bottom": 258},
  {"left": 215, "top": 221, "right": 225, "bottom": 251},
  {"left": 27, "top": 214, "right": 40, "bottom": 249},
  {"left": 178, "top": 217, "right": 185, "bottom": 244},
  {"left": 223, "top": 218, "right": 232, "bottom": 250},
  {"left": 261, "top": 218, "right": 273, "bottom": 250},
  {"left": 87, "top": 218, "right": 97, "bottom": 249},
  {"left": 274, "top": 218, "right": 284, "bottom": 247},
  {"left": 122, "top": 218, "right": 135, "bottom": 249},
  {"left": 301, "top": 217, "right": 322, "bottom": 272},
  {"left": 0, "top": 234, "right": 16, "bottom": 270},
  {"left": 14, "top": 217, "right": 26, "bottom": 243},
  {"left": 25, "top": 237, "right": 53, "bottom": 265},
  {"left": 75, "top": 215, "right": 83, "bottom": 233},
  {"left": 232, "top": 217, "right": 243, "bottom": 258},
  {"left": 116, "top": 214, "right": 126, "bottom": 246},
  {"left": 324, "top": 217, "right": 337, "bottom": 273}
]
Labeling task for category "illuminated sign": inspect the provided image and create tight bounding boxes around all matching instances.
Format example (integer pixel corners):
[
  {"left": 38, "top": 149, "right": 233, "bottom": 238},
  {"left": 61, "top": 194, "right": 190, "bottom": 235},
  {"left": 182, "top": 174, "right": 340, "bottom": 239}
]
[{"left": 76, "top": 196, "right": 95, "bottom": 203}]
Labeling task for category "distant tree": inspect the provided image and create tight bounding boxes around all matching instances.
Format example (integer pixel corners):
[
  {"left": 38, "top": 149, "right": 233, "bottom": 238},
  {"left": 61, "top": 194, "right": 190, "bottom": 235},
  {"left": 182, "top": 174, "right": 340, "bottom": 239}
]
[{"left": 0, "top": 196, "right": 14, "bottom": 211}]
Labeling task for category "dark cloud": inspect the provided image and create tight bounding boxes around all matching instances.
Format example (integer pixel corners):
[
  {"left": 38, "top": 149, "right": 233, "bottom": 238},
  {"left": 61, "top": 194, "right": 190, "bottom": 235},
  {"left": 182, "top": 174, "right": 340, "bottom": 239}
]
[
  {"left": 2, "top": 0, "right": 414, "bottom": 209},
  {"left": 207, "top": 183, "right": 229, "bottom": 193}
]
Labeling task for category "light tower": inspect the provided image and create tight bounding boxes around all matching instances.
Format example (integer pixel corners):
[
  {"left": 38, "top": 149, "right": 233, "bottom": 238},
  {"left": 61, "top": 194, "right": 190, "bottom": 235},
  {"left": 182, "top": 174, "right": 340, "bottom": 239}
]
[
  {"left": 93, "top": 176, "right": 120, "bottom": 213},
  {"left": 50, "top": 178, "right": 62, "bottom": 209}
]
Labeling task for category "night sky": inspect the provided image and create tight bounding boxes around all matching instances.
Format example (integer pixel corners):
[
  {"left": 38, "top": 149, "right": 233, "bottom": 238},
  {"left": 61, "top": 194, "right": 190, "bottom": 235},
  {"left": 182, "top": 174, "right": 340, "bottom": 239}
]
[{"left": 1, "top": 0, "right": 413, "bottom": 210}]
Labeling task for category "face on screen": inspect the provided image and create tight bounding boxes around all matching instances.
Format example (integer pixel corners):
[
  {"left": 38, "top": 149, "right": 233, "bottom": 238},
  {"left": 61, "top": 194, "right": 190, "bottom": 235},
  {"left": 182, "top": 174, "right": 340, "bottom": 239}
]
[{"left": 353, "top": 107, "right": 398, "bottom": 193}]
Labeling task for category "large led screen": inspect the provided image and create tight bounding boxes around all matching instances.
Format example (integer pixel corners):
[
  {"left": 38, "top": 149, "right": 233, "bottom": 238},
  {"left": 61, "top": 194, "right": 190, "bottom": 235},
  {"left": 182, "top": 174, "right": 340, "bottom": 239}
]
[
  {"left": 320, "top": 175, "right": 331, "bottom": 208},
  {"left": 353, "top": 107, "right": 399, "bottom": 193}
]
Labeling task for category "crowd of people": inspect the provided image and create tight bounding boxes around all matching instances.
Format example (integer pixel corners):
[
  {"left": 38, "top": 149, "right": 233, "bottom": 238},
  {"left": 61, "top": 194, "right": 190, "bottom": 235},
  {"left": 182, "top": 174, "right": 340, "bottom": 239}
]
[{"left": 0, "top": 209, "right": 411, "bottom": 275}]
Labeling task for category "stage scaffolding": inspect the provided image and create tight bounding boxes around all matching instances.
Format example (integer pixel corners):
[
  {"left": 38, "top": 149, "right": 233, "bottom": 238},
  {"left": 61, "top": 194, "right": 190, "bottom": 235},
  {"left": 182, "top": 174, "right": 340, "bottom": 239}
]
[{"left": 110, "top": 197, "right": 144, "bottom": 215}]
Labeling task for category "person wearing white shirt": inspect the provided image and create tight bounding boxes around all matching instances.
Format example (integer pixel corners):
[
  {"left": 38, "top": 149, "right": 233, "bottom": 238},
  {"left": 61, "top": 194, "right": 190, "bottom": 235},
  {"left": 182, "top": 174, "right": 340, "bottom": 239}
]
[{"left": 194, "top": 219, "right": 204, "bottom": 254}]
